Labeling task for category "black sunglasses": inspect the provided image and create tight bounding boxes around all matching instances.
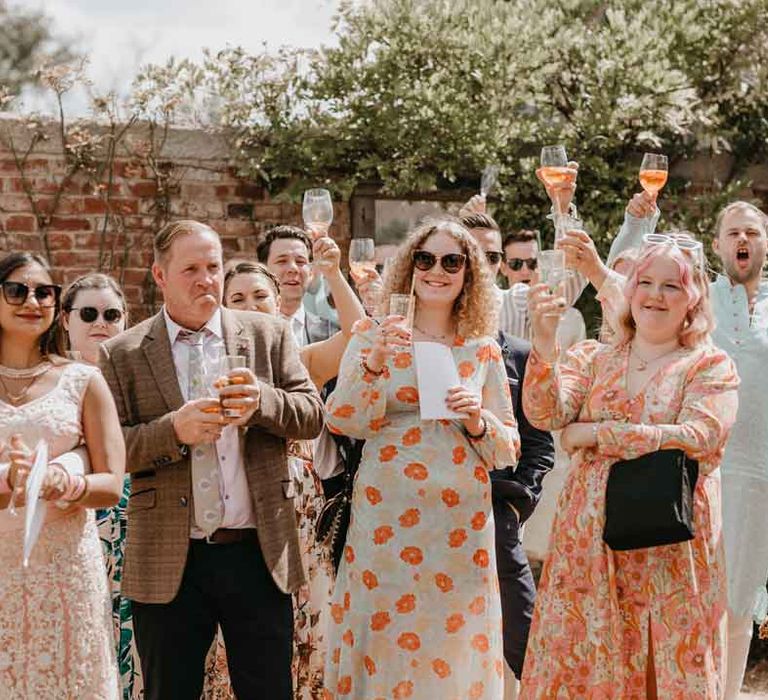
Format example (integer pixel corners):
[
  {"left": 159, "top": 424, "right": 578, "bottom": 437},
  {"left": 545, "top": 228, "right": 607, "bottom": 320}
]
[
  {"left": 1, "top": 281, "right": 61, "bottom": 308},
  {"left": 485, "top": 251, "right": 503, "bottom": 265},
  {"left": 506, "top": 257, "right": 538, "bottom": 272},
  {"left": 413, "top": 250, "right": 467, "bottom": 274},
  {"left": 70, "top": 306, "right": 124, "bottom": 324}
]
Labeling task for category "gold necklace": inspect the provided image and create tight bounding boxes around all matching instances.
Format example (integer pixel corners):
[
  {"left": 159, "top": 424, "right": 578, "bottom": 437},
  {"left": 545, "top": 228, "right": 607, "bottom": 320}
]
[
  {"left": 630, "top": 344, "right": 679, "bottom": 372},
  {"left": 413, "top": 323, "right": 452, "bottom": 342},
  {"left": 0, "top": 361, "right": 52, "bottom": 405}
]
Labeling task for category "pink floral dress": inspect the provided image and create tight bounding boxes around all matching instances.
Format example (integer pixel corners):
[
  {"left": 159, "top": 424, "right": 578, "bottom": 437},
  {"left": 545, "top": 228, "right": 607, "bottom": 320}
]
[
  {"left": 519, "top": 340, "right": 739, "bottom": 700},
  {"left": 322, "top": 319, "right": 519, "bottom": 699}
]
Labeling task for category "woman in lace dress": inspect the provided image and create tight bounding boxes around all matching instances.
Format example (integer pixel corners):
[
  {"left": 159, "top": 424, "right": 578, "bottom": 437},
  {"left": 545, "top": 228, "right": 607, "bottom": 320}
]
[
  {"left": 323, "top": 218, "right": 519, "bottom": 699},
  {"left": 61, "top": 273, "right": 142, "bottom": 699},
  {"left": 0, "top": 252, "right": 125, "bottom": 698},
  {"left": 520, "top": 241, "right": 739, "bottom": 698},
  {"left": 204, "top": 250, "right": 366, "bottom": 698}
]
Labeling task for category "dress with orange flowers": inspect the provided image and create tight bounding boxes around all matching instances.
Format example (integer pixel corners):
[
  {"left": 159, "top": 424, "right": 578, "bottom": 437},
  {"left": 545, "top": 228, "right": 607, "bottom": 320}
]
[
  {"left": 520, "top": 340, "right": 739, "bottom": 700},
  {"left": 323, "top": 319, "right": 519, "bottom": 699}
]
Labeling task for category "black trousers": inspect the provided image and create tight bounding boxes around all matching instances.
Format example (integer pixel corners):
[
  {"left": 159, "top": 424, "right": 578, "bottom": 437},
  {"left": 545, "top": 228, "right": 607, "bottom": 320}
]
[
  {"left": 493, "top": 499, "right": 537, "bottom": 679},
  {"left": 131, "top": 538, "right": 293, "bottom": 700}
]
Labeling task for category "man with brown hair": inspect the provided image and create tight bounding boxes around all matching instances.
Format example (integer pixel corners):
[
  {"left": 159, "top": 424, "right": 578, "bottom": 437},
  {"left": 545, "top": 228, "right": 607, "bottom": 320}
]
[{"left": 100, "top": 219, "right": 324, "bottom": 699}]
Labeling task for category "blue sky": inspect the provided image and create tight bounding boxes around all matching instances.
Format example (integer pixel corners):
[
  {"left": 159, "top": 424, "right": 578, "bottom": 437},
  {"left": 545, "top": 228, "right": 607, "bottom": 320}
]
[{"left": 20, "top": 0, "right": 339, "bottom": 113}]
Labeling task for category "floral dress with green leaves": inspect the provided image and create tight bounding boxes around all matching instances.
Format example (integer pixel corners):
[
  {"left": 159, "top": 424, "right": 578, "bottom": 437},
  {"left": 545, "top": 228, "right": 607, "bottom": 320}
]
[{"left": 96, "top": 476, "right": 144, "bottom": 700}]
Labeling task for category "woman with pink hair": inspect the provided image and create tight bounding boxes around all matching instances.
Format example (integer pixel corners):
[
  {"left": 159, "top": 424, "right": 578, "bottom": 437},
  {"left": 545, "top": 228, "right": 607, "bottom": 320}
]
[{"left": 519, "top": 237, "right": 739, "bottom": 699}]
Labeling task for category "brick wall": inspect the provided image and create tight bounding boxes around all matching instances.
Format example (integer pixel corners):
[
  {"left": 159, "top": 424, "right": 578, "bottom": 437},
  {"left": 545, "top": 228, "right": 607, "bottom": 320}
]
[{"left": 0, "top": 114, "right": 351, "bottom": 320}]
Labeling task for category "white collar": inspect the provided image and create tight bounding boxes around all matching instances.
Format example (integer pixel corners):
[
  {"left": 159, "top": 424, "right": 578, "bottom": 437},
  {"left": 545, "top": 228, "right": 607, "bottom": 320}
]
[
  {"left": 282, "top": 305, "right": 306, "bottom": 329},
  {"left": 163, "top": 306, "right": 223, "bottom": 344}
]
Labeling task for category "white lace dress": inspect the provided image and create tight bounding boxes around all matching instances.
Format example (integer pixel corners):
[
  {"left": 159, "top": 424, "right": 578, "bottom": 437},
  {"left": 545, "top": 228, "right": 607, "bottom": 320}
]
[{"left": 0, "top": 362, "right": 119, "bottom": 699}]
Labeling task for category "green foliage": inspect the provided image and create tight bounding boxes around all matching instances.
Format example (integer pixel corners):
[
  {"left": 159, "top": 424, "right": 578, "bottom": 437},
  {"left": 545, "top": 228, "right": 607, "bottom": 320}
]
[
  {"left": 0, "top": 1, "right": 74, "bottom": 97},
  {"left": 176, "top": 0, "right": 768, "bottom": 261}
]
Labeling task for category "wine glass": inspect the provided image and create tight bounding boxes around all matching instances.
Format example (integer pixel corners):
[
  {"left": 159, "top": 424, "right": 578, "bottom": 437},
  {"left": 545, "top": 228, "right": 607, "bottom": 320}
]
[
  {"left": 349, "top": 238, "right": 376, "bottom": 283},
  {"left": 480, "top": 164, "right": 500, "bottom": 199},
  {"left": 540, "top": 145, "right": 571, "bottom": 219},
  {"left": 302, "top": 188, "right": 333, "bottom": 241},
  {"left": 639, "top": 153, "right": 668, "bottom": 197}
]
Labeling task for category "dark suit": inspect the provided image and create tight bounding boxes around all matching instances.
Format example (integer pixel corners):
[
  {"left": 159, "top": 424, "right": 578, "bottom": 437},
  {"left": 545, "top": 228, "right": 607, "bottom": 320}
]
[{"left": 492, "top": 330, "right": 555, "bottom": 678}]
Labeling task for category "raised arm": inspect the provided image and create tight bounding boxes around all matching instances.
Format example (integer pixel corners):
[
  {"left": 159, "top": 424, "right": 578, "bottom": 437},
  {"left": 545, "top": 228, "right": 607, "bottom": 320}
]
[{"left": 607, "top": 191, "right": 660, "bottom": 267}]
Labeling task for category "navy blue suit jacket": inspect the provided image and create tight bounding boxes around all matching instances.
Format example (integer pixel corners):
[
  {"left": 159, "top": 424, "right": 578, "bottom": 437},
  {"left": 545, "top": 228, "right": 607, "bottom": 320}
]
[{"left": 491, "top": 331, "right": 555, "bottom": 523}]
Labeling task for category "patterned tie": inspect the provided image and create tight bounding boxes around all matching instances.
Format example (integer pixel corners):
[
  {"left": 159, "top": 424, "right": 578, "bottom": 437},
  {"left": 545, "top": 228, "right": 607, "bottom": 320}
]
[{"left": 178, "top": 329, "right": 223, "bottom": 536}]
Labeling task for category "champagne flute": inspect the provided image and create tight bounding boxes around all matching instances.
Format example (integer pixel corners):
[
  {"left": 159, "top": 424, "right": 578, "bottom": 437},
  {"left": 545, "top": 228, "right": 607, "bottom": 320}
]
[
  {"left": 349, "top": 238, "right": 376, "bottom": 283},
  {"left": 639, "top": 153, "right": 668, "bottom": 197},
  {"left": 538, "top": 249, "right": 567, "bottom": 305},
  {"left": 302, "top": 188, "right": 333, "bottom": 241},
  {"left": 389, "top": 294, "right": 411, "bottom": 318},
  {"left": 480, "top": 164, "right": 500, "bottom": 199}
]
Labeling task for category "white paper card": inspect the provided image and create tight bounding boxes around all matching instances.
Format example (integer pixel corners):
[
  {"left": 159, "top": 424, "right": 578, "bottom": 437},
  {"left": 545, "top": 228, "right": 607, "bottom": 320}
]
[
  {"left": 23, "top": 439, "right": 48, "bottom": 568},
  {"left": 413, "top": 341, "right": 462, "bottom": 420}
]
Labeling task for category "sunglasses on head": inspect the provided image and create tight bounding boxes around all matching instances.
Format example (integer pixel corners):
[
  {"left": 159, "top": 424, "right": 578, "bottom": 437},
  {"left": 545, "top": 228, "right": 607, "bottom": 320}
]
[
  {"left": 70, "top": 306, "right": 124, "bottom": 324},
  {"left": 1, "top": 281, "right": 61, "bottom": 308},
  {"left": 484, "top": 251, "right": 503, "bottom": 266},
  {"left": 412, "top": 250, "right": 467, "bottom": 274},
  {"left": 506, "top": 257, "right": 538, "bottom": 272}
]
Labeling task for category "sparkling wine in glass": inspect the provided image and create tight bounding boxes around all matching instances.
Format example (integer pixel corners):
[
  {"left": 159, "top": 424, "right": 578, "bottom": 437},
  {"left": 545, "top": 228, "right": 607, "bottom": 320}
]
[
  {"left": 302, "top": 188, "right": 334, "bottom": 241},
  {"left": 539, "top": 145, "right": 570, "bottom": 187},
  {"left": 349, "top": 238, "right": 376, "bottom": 283},
  {"left": 219, "top": 355, "right": 248, "bottom": 418},
  {"left": 639, "top": 153, "right": 668, "bottom": 197}
]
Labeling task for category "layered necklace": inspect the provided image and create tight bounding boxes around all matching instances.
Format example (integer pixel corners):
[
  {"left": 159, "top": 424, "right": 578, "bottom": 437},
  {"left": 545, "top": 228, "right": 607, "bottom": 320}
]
[{"left": 0, "top": 360, "right": 52, "bottom": 405}]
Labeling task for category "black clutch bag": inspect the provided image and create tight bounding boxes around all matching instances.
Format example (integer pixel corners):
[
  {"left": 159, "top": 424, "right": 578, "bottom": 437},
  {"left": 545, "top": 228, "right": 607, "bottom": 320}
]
[{"left": 603, "top": 448, "right": 699, "bottom": 551}]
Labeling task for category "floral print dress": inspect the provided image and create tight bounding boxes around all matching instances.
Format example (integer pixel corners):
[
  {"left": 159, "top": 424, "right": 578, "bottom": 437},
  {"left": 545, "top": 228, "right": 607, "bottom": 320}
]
[
  {"left": 519, "top": 340, "right": 739, "bottom": 700},
  {"left": 322, "top": 319, "right": 519, "bottom": 699},
  {"left": 97, "top": 477, "right": 143, "bottom": 700}
]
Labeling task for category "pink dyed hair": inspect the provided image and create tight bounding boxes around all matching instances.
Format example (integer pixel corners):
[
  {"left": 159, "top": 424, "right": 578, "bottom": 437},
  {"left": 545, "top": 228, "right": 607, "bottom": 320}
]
[{"left": 616, "top": 243, "right": 713, "bottom": 348}]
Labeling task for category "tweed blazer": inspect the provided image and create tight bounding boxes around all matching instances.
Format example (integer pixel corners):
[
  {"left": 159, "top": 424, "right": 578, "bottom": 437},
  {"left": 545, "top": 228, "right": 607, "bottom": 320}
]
[{"left": 99, "top": 307, "right": 324, "bottom": 604}]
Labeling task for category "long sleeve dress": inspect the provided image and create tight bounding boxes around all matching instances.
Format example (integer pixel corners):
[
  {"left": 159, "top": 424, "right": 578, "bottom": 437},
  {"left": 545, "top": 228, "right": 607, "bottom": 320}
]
[
  {"left": 322, "top": 318, "right": 519, "bottom": 699},
  {"left": 519, "top": 340, "right": 739, "bottom": 700}
]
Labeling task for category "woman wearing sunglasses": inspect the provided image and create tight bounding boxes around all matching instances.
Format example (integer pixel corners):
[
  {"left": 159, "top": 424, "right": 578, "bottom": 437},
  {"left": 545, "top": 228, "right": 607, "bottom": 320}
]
[
  {"left": 60, "top": 273, "right": 142, "bottom": 699},
  {"left": 0, "top": 253, "right": 124, "bottom": 697},
  {"left": 519, "top": 238, "right": 739, "bottom": 698},
  {"left": 324, "top": 217, "right": 519, "bottom": 699}
]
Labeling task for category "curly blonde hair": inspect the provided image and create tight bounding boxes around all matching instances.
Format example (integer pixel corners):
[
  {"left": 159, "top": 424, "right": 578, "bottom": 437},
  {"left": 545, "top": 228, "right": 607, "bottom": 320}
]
[{"left": 381, "top": 216, "right": 498, "bottom": 339}]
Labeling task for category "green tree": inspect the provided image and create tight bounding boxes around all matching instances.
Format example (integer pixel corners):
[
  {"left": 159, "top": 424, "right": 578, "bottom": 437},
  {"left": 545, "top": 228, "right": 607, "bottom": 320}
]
[{"left": 0, "top": 1, "right": 74, "bottom": 97}]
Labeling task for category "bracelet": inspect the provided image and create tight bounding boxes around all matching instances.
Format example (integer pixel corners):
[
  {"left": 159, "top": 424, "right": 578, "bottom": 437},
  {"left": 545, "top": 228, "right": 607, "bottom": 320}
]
[
  {"left": 465, "top": 417, "right": 487, "bottom": 441},
  {"left": 361, "top": 357, "right": 385, "bottom": 377}
]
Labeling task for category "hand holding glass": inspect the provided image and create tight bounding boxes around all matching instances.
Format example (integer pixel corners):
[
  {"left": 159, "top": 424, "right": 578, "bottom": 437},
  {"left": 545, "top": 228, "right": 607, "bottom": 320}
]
[
  {"left": 537, "top": 250, "right": 567, "bottom": 319},
  {"left": 217, "top": 356, "right": 249, "bottom": 419},
  {"left": 303, "top": 188, "right": 333, "bottom": 241},
  {"left": 349, "top": 238, "right": 376, "bottom": 282}
]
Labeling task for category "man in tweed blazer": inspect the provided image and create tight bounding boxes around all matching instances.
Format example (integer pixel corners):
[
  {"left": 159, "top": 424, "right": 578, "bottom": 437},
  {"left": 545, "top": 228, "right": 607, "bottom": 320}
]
[{"left": 100, "top": 220, "right": 323, "bottom": 700}]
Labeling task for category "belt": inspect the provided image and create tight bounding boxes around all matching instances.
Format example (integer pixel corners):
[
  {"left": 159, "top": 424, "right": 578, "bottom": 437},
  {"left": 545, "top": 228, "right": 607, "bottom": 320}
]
[{"left": 192, "top": 528, "right": 258, "bottom": 545}]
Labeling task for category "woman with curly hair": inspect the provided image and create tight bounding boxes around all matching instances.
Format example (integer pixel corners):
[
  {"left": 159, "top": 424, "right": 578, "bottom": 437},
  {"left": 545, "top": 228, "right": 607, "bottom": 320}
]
[{"left": 323, "top": 217, "right": 520, "bottom": 699}]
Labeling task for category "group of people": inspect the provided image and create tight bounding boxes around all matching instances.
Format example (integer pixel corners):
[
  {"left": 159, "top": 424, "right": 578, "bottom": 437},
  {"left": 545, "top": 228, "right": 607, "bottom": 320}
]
[{"left": 0, "top": 161, "right": 765, "bottom": 700}]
